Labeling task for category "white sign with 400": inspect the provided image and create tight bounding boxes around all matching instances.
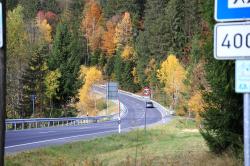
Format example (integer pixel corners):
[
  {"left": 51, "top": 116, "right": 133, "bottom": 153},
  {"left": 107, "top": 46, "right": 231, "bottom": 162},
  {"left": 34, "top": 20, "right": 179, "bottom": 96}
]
[{"left": 214, "top": 22, "right": 250, "bottom": 60}]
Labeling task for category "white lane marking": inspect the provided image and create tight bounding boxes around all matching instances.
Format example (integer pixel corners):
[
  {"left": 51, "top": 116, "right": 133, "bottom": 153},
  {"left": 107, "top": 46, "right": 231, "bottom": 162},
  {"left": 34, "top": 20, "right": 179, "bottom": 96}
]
[
  {"left": 39, "top": 131, "right": 57, "bottom": 134},
  {"left": 5, "top": 129, "right": 117, "bottom": 149}
]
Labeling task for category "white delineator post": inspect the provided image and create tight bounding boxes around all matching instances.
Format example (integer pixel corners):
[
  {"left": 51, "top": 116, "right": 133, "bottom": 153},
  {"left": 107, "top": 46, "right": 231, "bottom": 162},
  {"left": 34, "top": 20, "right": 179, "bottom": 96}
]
[
  {"left": 118, "top": 99, "right": 121, "bottom": 133},
  {"left": 244, "top": 94, "right": 250, "bottom": 166}
]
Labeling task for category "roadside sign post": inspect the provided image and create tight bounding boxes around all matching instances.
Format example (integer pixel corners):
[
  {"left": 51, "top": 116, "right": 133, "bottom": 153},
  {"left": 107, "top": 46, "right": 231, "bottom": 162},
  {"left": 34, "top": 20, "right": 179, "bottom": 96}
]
[
  {"left": 214, "top": 1, "right": 250, "bottom": 165},
  {"left": 106, "top": 82, "right": 118, "bottom": 115},
  {"left": 0, "top": 1, "right": 5, "bottom": 165},
  {"left": 106, "top": 82, "right": 120, "bottom": 133},
  {"left": 244, "top": 93, "right": 250, "bottom": 166},
  {"left": 236, "top": 60, "right": 250, "bottom": 166},
  {"left": 143, "top": 87, "right": 151, "bottom": 133}
]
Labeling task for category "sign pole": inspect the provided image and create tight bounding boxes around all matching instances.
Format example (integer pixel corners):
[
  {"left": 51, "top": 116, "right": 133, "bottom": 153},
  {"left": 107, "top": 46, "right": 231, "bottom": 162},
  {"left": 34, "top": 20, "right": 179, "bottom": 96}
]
[
  {"left": 32, "top": 98, "right": 35, "bottom": 115},
  {"left": 244, "top": 93, "right": 250, "bottom": 166},
  {"left": 143, "top": 86, "right": 151, "bottom": 134},
  {"left": 0, "top": 1, "right": 5, "bottom": 165},
  {"left": 144, "top": 105, "right": 147, "bottom": 134},
  {"left": 106, "top": 83, "right": 109, "bottom": 116},
  {"left": 118, "top": 98, "right": 121, "bottom": 134}
]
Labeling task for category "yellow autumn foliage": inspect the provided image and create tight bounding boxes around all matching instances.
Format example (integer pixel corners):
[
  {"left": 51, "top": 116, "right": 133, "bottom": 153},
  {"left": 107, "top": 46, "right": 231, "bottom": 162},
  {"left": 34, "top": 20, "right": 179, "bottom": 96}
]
[
  {"left": 121, "top": 45, "right": 134, "bottom": 60},
  {"left": 132, "top": 67, "right": 139, "bottom": 84},
  {"left": 37, "top": 19, "right": 52, "bottom": 43},
  {"left": 114, "top": 12, "right": 133, "bottom": 48},
  {"left": 188, "top": 91, "right": 205, "bottom": 123},
  {"left": 76, "top": 66, "right": 102, "bottom": 115},
  {"left": 157, "top": 54, "right": 186, "bottom": 109}
]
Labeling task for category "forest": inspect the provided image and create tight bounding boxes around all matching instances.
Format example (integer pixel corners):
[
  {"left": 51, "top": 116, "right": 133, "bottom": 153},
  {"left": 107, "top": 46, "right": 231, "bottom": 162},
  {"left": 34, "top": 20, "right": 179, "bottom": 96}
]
[{"left": 6, "top": 0, "right": 243, "bottom": 157}]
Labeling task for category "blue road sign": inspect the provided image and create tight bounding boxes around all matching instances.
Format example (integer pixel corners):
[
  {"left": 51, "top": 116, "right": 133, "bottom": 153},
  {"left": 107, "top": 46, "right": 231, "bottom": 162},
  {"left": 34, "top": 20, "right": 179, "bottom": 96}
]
[{"left": 215, "top": 0, "right": 250, "bottom": 22}]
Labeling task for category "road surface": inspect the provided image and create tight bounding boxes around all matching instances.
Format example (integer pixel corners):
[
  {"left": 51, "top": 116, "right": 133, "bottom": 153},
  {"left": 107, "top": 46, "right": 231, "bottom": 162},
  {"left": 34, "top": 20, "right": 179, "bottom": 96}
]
[{"left": 5, "top": 87, "right": 172, "bottom": 154}]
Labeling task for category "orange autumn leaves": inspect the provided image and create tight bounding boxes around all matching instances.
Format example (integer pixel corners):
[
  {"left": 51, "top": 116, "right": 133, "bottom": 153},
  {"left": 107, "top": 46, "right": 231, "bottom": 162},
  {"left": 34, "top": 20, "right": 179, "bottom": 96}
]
[
  {"left": 81, "top": 0, "right": 133, "bottom": 58},
  {"left": 101, "top": 19, "right": 117, "bottom": 55},
  {"left": 82, "top": 0, "right": 103, "bottom": 52}
]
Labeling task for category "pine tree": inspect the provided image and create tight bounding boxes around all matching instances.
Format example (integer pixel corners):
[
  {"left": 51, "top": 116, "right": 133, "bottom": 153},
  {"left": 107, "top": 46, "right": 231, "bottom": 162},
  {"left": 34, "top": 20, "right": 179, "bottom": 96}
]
[
  {"left": 121, "top": 61, "right": 138, "bottom": 92},
  {"left": 48, "top": 22, "right": 81, "bottom": 105},
  {"left": 41, "top": 0, "right": 60, "bottom": 14},
  {"left": 104, "top": 56, "right": 115, "bottom": 79},
  {"left": 19, "top": 0, "right": 41, "bottom": 20},
  {"left": 23, "top": 45, "right": 49, "bottom": 117},
  {"left": 114, "top": 54, "right": 123, "bottom": 83},
  {"left": 199, "top": 0, "right": 243, "bottom": 155},
  {"left": 101, "top": 0, "right": 141, "bottom": 21},
  {"left": 135, "top": 0, "right": 169, "bottom": 88},
  {"left": 7, "top": 0, "right": 19, "bottom": 10}
]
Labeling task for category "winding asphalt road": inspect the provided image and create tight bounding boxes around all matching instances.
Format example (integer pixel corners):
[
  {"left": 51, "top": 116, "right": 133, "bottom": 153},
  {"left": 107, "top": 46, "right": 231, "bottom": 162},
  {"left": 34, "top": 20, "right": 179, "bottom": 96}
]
[{"left": 5, "top": 87, "right": 172, "bottom": 154}]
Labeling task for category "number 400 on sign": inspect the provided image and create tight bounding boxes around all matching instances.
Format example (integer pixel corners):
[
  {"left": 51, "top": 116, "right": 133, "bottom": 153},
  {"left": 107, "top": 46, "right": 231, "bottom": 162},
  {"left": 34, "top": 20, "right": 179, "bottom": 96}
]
[{"left": 214, "top": 22, "right": 250, "bottom": 60}]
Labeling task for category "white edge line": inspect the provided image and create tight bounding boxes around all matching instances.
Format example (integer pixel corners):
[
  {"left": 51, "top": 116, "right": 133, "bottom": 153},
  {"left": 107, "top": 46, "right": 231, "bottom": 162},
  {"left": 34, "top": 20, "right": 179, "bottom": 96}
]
[{"left": 5, "top": 129, "right": 117, "bottom": 149}]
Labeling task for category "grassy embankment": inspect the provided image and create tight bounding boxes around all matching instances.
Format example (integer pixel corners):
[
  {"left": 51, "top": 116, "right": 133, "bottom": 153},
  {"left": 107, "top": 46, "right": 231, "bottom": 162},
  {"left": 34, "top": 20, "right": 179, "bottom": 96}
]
[
  {"left": 94, "top": 92, "right": 118, "bottom": 116},
  {"left": 5, "top": 118, "right": 240, "bottom": 166}
]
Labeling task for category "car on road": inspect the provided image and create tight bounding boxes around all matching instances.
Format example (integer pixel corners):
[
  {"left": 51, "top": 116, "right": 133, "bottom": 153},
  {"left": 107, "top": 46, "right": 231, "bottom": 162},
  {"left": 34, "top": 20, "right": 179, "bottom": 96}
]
[{"left": 146, "top": 101, "right": 154, "bottom": 108}]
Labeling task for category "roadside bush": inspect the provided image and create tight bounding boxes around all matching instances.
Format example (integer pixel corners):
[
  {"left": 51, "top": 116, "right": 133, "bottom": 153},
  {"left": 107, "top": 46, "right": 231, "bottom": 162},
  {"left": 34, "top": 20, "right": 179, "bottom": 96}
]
[{"left": 96, "top": 99, "right": 107, "bottom": 111}]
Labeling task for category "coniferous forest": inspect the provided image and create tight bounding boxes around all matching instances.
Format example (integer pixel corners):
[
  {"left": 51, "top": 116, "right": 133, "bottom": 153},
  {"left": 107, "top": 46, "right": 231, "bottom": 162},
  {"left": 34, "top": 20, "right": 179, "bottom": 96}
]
[{"left": 6, "top": 0, "right": 243, "bottom": 157}]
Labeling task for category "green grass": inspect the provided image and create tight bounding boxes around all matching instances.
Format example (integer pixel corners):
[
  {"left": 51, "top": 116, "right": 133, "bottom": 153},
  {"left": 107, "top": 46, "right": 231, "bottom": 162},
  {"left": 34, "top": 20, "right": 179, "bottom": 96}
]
[{"left": 5, "top": 118, "right": 240, "bottom": 166}]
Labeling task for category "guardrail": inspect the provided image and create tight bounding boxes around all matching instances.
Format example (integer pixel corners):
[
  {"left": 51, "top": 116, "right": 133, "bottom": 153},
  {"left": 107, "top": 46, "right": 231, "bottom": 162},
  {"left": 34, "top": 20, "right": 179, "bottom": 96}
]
[{"left": 6, "top": 102, "right": 127, "bottom": 131}]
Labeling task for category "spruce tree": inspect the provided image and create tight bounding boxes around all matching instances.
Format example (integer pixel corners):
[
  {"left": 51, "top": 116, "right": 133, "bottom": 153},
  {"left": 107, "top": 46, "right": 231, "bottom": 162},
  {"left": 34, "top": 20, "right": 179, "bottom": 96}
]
[
  {"left": 200, "top": 0, "right": 243, "bottom": 155},
  {"left": 121, "top": 61, "right": 139, "bottom": 92},
  {"left": 135, "top": 0, "right": 169, "bottom": 88},
  {"left": 22, "top": 45, "right": 48, "bottom": 117},
  {"left": 101, "top": 0, "right": 141, "bottom": 21},
  {"left": 114, "top": 55, "right": 123, "bottom": 83},
  {"left": 19, "top": 0, "right": 41, "bottom": 20},
  {"left": 7, "top": 0, "right": 19, "bottom": 10},
  {"left": 104, "top": 56, "right": 115, "bottom": 79},
  {"left": 48, "top": 22, "right": 81, "bottom": 105},
  {"left": 41, "top": 0, "right": 60, "bottom": 14}
]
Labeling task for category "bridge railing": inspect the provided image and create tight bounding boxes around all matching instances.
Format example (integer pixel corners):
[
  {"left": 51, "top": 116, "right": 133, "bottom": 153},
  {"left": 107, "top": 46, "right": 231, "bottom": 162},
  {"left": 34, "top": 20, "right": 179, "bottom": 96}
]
[
  {"left": 5, "top": 102, "right": 127, "bottom": 131},
  {"left": 5, "top": 116, "right": 112, "bottom": 131}
]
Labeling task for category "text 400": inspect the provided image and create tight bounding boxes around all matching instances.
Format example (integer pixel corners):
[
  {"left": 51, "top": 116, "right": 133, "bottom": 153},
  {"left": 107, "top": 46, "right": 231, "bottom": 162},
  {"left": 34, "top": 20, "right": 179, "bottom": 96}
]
[{"left": 222, "top": 33, "right": 250, "bottom": 49}]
